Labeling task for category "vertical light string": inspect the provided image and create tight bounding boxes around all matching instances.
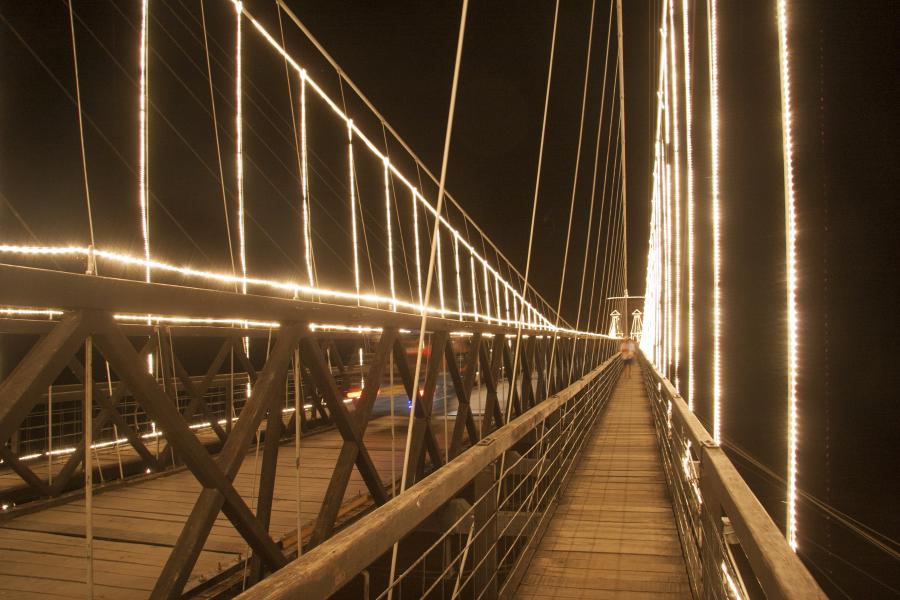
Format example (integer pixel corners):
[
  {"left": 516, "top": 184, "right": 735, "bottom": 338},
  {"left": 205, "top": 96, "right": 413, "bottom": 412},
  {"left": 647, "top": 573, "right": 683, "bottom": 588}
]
[
  {"left": 494, "top": 274, "right": 502, "bottom": 326},
  {"left": 707, "top": 0, "right": 722, "bottom": 444},
  {"left": 348, "top": 121, "right": 360, "bottom": 300},
  {"left": 482, "top": 261, "right": 491, "bottom": 323},
  {"left": 234, "top": 0, "right": 249, "bottom": 356},
  {"left": 139, "top": 0, "right": 153, "bottom": 375},
  {"left": 300, "top": 72, "right": 314, "bottom": 288},
  {"left": 235, "top": 0, "right": 246, "bottom": 294},
  {"left": 469, "top": 252, "right": 478, "bottom": 321},
  {"left": 139, "top": 0, "right": 150, "bottom": 284},
  {"left": 412, "top": 190, "right": 423, "bottom": 309},
  {"left": 668, "top": 0, "right": 682, "bottom": 391},
  {"left": 682, "top": 0, "right": 696, "bottom": 410},
  {"left": 777, "top": 0, "right": 799, "bottom": 552},
  {"left": 436, "top": 227, "right": 445, "bottom": 314},
  {"left": 453, "top": 235, "right": 464, "bottom": 319},
  {"left": 504, "top": 283, "right": 511, "bottom": 326},
  {"left": 384, "top": 158, "right": 397, "bottom": 310}
]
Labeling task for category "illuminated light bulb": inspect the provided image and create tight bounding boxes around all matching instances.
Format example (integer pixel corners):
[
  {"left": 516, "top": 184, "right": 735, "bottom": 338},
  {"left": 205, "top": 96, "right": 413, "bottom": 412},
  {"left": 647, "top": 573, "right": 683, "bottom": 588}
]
[
  {"left": 359, "top": 347, "right": 365, "bottom": 388},
  {"left": 721, "top": 562, "right": 744, "bottom": 599},
  {"left": 300, "top": 72, "right": 314, "bottom": 287},
  {"left": 777, "top": 0, "right": 799, "bottom": 552},
  {"left": 347, "top": 120, "right": 360, "bottom": 298},
  {"left": 682, "top": 0, "right": 696, "bottom": 411},
  {"left": 383, "top": 159, "right": 396, "bottom": 310},
  {"left": 708, "top": 0, "right": 723, "bottom": 445}
]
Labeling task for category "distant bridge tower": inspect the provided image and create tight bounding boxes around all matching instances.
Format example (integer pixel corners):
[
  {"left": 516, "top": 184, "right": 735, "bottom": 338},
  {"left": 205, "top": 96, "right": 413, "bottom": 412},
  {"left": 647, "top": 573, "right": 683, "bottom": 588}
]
[
  {"left": 608, "top": 310, "right": 622, "bottom": 338},
  {"left": 631, "top": 310, "right": 643, "bottom": 342}
]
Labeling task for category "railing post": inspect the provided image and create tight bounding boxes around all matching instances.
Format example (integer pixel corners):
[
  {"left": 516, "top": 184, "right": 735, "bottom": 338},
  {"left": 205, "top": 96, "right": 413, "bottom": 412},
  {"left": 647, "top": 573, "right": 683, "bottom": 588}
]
[
  {"left": 699, "top": 441, "right": 724, "bottom": 600},
  {"left": 473, "top": 463, "right": 498, "bottom": 600}
]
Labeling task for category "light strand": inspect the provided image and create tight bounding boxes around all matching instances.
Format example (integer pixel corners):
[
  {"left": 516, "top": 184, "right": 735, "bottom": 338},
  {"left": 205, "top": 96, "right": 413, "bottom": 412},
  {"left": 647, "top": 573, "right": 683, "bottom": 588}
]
[
  {"left": 139, "top": 0, "right": 150, "bottom": 284},
  {"left": 238, "top": 5, "right": 557, "bottom": 330},
  {"left": 708, "top": 0, "right": 723, "bottom": 444},
  {"left": 412, "top": 189, "right": 423, "bottom": 308},
  {"left": 234, "top": 0, "right": 246, "bottom": 294},
  {"left": 669, "top": 0, "right": 682, "bottom": 392},
  {"left": 300, "top": 73, "right": 314, "bottom": 287},
  {"left": 347, "top": 121, "right": 360, "bottom": 299},
  {"left": 384, "top": 158, "right": 396, "bottom": 310},
  {"left": 0, "top": 245, "right": 614, "bottom": 338},
  {"left": 682, "top": 0, "right": 696, "bottom": 410},
  {"left": 777, "top": 0, "right": 799, "bottom": 552}
]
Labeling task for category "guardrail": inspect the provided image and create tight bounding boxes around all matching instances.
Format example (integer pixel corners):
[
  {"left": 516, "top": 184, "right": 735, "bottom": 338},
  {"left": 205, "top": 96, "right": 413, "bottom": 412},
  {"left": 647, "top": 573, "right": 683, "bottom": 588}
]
[
  {"left": 236, "top": 353, "right": 622, "bottom": 600},
  {"left": 639, "top": 352, "right": 826, "bottom": 599}
]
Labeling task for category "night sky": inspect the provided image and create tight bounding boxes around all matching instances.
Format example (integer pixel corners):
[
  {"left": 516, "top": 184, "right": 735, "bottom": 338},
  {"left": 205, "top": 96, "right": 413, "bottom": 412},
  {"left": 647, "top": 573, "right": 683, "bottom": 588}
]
[{"left": 1, "top": 1, "right": 899, "bottom": 596}]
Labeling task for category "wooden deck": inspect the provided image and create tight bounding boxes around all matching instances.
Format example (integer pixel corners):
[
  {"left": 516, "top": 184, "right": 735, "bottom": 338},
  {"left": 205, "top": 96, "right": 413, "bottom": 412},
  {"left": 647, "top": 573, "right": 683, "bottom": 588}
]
[
  {"left": 514, "top": 367, "right": 692, "bottom": 599},
  {"left": 0, "top": 416, "right": 428, "bottom": 599}
]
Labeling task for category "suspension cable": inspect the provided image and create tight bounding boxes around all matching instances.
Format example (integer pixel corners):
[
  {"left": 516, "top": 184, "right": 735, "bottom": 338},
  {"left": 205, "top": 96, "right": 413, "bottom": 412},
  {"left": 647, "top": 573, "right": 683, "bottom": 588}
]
[
  {"left": 571, "top": 0, "right": 616, "bottom": 377},
  {"left": 66, "top": 0, "right": 96, "bottom": 266},
  {"left": 508, "top": 0, "right": 561, "bottom": 423},
  {"left": 200, "top": 0, "right": 237, "bottom": 288},
  {"left": 388, "top": 3, "right": 469, "bottom": 596},
  {"left": 548, "top": 0, "right": 599, "bottom": 387}
]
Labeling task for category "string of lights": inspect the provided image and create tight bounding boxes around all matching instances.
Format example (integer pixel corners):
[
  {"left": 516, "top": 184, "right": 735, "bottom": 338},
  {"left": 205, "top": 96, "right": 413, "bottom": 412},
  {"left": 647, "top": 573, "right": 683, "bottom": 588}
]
[
  {"left": 708, "top": 0, "right": 723, "bottom": 444},
  {"left": 777, "top": 0, "right": 800, "bottom": 552},
  {"left": 682, "top": 0, "right": 696, "bottom": 411},
  {"left": 237, "top": 2, "right": 559, "bottom": 331},
  {"left": 0, "top": 245, "right": 611, "bottom": 338}
]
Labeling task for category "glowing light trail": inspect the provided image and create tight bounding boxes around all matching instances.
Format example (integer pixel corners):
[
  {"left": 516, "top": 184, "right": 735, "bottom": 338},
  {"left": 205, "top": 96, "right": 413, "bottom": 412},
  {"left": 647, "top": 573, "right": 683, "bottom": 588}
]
[
  {"left": 300, "top": 73, "right": 314, "bottom": 287},
  {"left": 668, "top": 0, "right": 682, "bottom": 391},
  {"left": 0, "top": 245, "right": 611, "bottom": 339},
  {"left": 348, "top": 121, "right": 360, "bottom": 298},
  {"left": 682, "top": 0, "right": 696, "bottom": 410},
  {"left": 777, "top": 0, "right": 800, "bottom": 552},
  {"left": 237, "top": 3, "right": 558, "bottom": 331},
  {"left": 384, "top": 159, "right": 396, "bottom": 310},
  {"left": 139, "top": 0, "right": 150, "bottom": 285},
  {"left": 234, "top": 0, "right": 247, "bottom": 295},
  {"left": 708, "top": 0, "right": 723, "bottom": 444}
]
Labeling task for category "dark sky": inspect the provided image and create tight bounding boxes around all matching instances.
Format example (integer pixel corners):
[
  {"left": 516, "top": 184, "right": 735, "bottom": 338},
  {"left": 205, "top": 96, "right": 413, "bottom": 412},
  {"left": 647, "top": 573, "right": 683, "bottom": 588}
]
[{"left": 1, "top": 1, "right": 899, "bottom": 596}]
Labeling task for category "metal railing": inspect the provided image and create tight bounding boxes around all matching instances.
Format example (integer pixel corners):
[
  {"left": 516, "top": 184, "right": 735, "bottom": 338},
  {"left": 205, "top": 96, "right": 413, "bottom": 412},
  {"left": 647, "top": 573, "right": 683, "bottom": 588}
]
[
  {"left": 236, "top": 351, "right": 622, "bottom": 600},
  {"left": 639, "top": 352, "right": 826, "bottom": 599}
]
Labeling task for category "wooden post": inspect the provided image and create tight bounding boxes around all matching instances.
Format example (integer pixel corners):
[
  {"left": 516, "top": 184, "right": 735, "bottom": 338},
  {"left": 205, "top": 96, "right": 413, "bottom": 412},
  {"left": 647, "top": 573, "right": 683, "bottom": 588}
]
[{"left": 473, "top": 464, "right": 498, "bottom": 600}]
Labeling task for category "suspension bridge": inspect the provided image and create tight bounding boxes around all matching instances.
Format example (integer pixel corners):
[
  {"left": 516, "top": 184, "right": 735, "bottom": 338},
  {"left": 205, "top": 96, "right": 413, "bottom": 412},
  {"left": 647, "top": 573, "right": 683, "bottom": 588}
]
[{"left": 0, "top": 0, "right": 873, "bottom": 598}]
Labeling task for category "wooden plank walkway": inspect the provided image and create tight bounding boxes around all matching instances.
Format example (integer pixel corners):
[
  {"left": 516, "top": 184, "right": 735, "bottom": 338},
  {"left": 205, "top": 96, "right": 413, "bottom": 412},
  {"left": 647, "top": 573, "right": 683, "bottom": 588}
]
[
  {"left": 0, "top": 415, "right": 438, "bottom": 599},
  {"left": 514, "top": 366, "right": 692, "bottom": 599}
]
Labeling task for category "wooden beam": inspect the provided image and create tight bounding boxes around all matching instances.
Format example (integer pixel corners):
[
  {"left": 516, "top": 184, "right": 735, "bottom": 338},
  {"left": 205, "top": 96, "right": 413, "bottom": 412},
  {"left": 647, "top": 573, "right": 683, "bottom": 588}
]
[
  {"left": 479, "top": 335, "right": 505, "bottom": 435},
  {"left": 404, "top": 330, "right": 449, "bottom": 485},
  {"left": 0, "top": 312, "right": 88, "bottom": 447},
  {"left": 300, "top": 334, "right": 388, "bottom": 506},
  {"left": 93, "top": 316, "right": 300, "bottom": 598},
  {"left": 309, "top": 329, "right": 397, "bottom": 546},
  {"left": 447, "top": 333, "right": 481, "bottom": 458}
]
